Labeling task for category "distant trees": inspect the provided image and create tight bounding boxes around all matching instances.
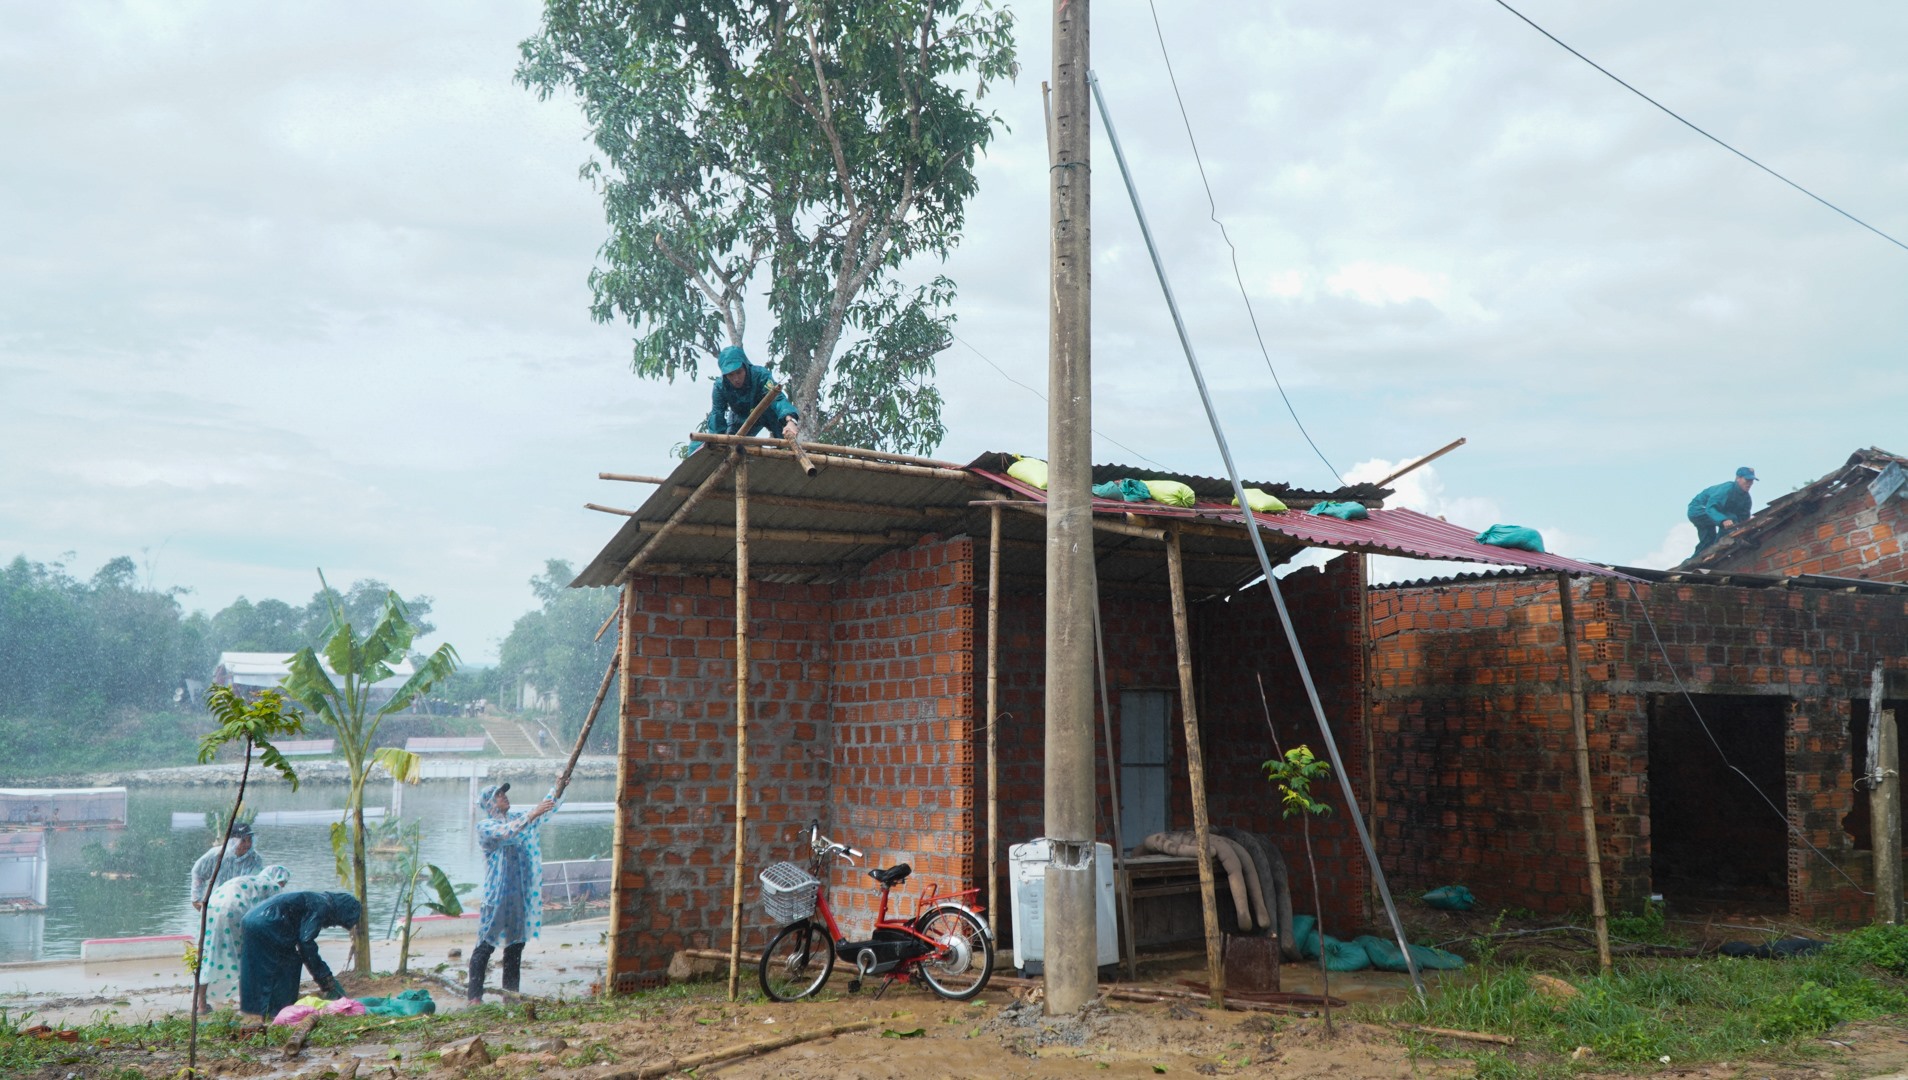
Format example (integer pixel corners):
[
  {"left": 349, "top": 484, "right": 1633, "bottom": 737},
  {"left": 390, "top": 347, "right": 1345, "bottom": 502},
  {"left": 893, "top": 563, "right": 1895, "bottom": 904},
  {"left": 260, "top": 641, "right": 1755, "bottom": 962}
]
[{"left": 497, "top": 560, "right": 619, "bottom": 751}]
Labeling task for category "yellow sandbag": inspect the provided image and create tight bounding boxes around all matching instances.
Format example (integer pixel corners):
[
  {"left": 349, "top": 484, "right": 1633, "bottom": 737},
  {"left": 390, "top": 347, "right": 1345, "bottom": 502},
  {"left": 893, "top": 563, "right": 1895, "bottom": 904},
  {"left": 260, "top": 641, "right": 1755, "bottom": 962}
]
[
  {"left": 1143, "top": 479, "right": 1196, "bottom": 507},
  {"left": 1007, "top": 456, "right": 1049, "bottom": 490},
  {"left": 1231, "top": 487, "right": 1288, "bottom": 513}
]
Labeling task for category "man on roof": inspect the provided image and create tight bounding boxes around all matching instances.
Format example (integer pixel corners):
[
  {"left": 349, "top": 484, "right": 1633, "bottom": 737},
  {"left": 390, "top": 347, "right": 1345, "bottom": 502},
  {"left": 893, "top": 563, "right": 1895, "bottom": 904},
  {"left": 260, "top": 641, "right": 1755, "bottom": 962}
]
[
  {"left": 1687, "top": 466, "right": 1758, "bottom": 555},
  {"left": 704, "top": 345, "right": 799, "bottom": 445}
]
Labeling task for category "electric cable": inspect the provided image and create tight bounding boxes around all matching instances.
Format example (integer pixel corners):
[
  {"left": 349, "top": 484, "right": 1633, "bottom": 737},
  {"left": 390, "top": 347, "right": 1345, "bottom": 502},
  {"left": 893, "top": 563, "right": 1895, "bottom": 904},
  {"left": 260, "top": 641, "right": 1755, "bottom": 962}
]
[
  {"left": 1492, "top": 0, "right": 1908, "bottom": 254},
  {"left": 1626, "top": 579, "right": 1871, "bottom": 895},
  {"left": 950, "top": 331, "right": 1169, "bottom": 470},
  {"left": 1142, "top": 0, "right": 1345, "bottom": 488}
]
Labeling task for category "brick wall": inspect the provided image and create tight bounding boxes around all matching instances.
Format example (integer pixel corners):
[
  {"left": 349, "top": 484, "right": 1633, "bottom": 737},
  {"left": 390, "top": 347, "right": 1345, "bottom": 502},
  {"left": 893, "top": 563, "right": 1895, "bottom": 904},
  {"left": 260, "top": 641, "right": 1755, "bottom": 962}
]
[
  {"left": 1369, "top": 572, "right": 1908, "bottom": 923},
  {"left": 1706, "top": 483, "right": 1908, "bottom": 582}
]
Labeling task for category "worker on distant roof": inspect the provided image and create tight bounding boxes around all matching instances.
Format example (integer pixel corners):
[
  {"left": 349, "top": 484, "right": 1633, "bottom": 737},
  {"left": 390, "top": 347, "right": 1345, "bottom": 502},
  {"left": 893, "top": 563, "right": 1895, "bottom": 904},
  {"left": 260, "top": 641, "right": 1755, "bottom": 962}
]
[
  {"left": 704, "top": 345, "right": 799, "bottom": 446},
  {"left": 1687, "top": 466, "right": 1758, "bottom": 554}
]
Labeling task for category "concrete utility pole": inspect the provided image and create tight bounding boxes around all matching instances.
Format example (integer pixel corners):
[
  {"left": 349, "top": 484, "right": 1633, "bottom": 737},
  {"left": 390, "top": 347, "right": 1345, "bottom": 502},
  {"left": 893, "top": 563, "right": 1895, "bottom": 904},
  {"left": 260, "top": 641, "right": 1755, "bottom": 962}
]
[{"left": 1044, "top": 0, "right": 1097, "bottom": 1016}]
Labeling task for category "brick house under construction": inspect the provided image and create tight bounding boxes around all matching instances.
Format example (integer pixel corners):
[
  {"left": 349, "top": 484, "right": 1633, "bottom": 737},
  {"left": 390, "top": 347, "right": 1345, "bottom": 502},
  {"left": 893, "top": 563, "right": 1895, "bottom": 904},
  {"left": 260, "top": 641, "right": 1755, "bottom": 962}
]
[
  {"left": 572, "top": 437, "right": 1613, "bottom": 990},
  {"left": 1367, "top": 447, "right": 1908, "bottom": 925}
]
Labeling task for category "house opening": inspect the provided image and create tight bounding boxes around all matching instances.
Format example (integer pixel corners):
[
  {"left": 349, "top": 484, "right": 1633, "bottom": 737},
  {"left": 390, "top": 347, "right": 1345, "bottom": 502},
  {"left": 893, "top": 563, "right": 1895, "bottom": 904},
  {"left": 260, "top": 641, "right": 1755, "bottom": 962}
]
[{"left": 1647, "top": 693, "right": 1787, "bottom": 911}]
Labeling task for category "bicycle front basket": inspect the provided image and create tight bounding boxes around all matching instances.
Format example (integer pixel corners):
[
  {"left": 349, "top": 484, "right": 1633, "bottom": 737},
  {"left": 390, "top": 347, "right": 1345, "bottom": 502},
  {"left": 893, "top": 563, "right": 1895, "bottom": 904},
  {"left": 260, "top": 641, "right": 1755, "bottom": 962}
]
[{"left": 758, "top": 861, "right": 820, "bottom": 923}]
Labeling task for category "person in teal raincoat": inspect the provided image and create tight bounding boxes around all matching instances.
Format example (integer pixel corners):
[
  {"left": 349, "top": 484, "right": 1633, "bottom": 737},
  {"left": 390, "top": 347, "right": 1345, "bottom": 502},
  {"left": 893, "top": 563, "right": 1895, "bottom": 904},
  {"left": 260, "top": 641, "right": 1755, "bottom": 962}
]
[
  {"left": 703, "top": 346, "right": 799, "bottom": 444},
  {"left": 238, "top": 890, "right": 360, "bottom": 1020},
  {"left": 468, "top": 782, "right": 559, "bottom": 1003},
  {"left": 1687, "top": 466, "right": 1757, "bottom": 554}
]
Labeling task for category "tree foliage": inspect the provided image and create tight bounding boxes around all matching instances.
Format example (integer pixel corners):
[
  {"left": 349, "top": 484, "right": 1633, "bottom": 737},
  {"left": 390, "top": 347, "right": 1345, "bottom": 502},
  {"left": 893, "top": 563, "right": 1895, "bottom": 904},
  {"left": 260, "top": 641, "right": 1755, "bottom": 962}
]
[
  {"left": 517, "top": 0, "right": 1017, "bottom": 454},
  {"left": 497, "top": 560, "right": 619, "bottom": 751},
  {"left": 281, "top": 572, "right": 459, "bottom": 976}
]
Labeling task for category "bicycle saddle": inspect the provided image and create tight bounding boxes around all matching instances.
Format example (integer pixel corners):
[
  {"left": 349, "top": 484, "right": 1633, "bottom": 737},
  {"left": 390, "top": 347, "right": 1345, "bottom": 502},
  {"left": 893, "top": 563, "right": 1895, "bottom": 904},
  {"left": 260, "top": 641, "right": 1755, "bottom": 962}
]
[{"left": 868, "top": 863, "right": 912, "bottom": 887}]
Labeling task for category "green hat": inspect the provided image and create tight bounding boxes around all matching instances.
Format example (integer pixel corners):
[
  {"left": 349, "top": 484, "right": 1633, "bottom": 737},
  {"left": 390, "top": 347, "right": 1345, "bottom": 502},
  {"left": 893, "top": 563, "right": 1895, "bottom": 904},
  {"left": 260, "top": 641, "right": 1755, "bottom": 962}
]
[{"left": 718, "top": 346, "right": 749, "bottom": 374}]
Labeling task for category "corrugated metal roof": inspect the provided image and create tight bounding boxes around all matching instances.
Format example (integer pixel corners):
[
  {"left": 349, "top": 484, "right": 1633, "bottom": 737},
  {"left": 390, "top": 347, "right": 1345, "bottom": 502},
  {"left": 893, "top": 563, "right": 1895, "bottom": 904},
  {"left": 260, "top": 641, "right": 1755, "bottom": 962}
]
[{"left": 572, "top": 443, "right": 1621, "bottom": 593}]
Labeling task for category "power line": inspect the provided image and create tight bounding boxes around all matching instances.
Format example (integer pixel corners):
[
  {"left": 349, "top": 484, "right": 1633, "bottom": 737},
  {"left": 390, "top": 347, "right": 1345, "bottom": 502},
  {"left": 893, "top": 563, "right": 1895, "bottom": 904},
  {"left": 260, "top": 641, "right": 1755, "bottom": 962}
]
[
  {"left": 1492, "top": 0, "right": 1908, "bottom": 254},
  {"left": 949, "top": 332, "right": 1169, "bottom": 471},
  {"left": 1143, "top": 0, "right": 1344, "bottom": 489}
]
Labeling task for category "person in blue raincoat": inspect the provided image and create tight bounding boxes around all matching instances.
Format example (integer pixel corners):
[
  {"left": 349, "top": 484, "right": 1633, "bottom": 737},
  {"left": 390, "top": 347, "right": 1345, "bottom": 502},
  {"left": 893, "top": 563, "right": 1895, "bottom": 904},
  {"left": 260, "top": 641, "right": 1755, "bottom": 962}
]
[
  {"left": 1687, "top": 466, "right": 1757, "bottom": 554},
  {"left": 703, "top": 345, "right": 799, "bottom": 445},
  {"left": 238, "top": 890, "right": 360, "bottom": 1021},
  {"left": 468, "top": 782, "right": 559, "bottom": 1003}
]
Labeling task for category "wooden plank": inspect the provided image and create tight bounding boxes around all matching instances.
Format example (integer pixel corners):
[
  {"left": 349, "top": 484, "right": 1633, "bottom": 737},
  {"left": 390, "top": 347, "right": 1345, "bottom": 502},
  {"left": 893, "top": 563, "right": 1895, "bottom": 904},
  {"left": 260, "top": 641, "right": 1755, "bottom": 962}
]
[{"left": 1166, "top": 526, "right": 1225, "bottom": 1006}]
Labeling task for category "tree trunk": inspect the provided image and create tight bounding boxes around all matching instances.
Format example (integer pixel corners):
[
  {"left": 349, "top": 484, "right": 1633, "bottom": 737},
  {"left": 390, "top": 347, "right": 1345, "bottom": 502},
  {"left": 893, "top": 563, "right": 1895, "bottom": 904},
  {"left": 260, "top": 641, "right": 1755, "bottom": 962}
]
[{"left": 351, "top": 779, "right": 371, "bottom": 977}]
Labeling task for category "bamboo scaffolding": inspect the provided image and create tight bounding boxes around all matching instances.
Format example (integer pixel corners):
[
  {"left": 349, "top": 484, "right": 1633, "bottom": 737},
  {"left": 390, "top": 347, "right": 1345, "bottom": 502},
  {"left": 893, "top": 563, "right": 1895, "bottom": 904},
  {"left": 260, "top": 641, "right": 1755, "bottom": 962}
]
[
  {"left": 727, "top": 458, "right": 752, "bottom": 1001},
  {"left": 617, "top": 452, "right": 741, "bottom": 583},
  {"left": 1556, "top": 573, "right": 1612, "bottom": 973},
  {"left": 688, "top": 432, "right": 961, "bottom": 470},
  {"left": 986, "top": 504, "right": 1002, "bottom": 939},
  {"left": 603, "top": 584, "right": 636, "bottom": 995},
  {"left": 635, "top": 520, "right": 922, "bottom": 546},
  {"left": 1166, "top": 526, "right": 1226, "bottom": 1005}
]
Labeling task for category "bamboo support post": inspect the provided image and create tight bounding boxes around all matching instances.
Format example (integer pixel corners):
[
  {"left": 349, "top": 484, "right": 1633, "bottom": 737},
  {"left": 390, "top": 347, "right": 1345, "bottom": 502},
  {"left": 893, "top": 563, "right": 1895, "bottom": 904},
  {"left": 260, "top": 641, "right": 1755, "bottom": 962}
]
[
  {"left": 1090, "top": 569, "right": 1140, "bottom": 978},
  {"left": 1556, "top": 573, "right": 1611, "bottom": 972},
  {"left": 727, "top": 457, "right": 752, "bottom": 1001},
  {"left": 688, "top": 431, "right": 960, "bottom": 470},
  {"left": 604, "top": 1017, "right": 888, "bottom": 1080},
  {"left": 603, "top": 584, "right": 636, "bottom": 995},
  {"left": 617, "top": 450, "right": 741, "bottom": 582},
  {"left": 553, "top": 649, "right": 621, "bottom": 800},
  {"left": 986, "top": 504, "right": 1002, "bottom": 939},
  {"left": 598, "top": 472, "right": 671, "bottom": 484},
  {"left": 1166, "top": 526, "right": 1226, "bottom": 1005}
]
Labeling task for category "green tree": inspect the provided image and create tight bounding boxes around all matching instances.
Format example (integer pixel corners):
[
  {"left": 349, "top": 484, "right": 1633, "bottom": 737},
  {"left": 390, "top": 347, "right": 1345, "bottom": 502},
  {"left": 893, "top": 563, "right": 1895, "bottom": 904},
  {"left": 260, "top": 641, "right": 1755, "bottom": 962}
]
[
  {"left": 517, "top": 0, "right": 1017, "bottom": 453},
  {"left": 281, "top": 573, "right": 458, "bottom": 976},
  {"left": 497, "top": 560, "right": 619, "bottom": 750}
]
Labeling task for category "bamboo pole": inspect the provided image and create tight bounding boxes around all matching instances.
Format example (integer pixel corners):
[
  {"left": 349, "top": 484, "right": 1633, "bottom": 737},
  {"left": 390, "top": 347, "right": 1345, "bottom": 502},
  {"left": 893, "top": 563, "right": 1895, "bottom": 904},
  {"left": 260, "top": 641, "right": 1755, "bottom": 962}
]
[
  {"left": 675, "top": 486, "right": 964, "bottom": 521},
  {"left": 1556, "top": 573, "right": 1611, "bottom": 973},
  {"left": 1389, "top": 1023, "right": 1515, "bottom": 1046},
  {"left": 727, "top": 457, "right": 752, "bottom": 1001},
  {"left": 617, "top": 451, "right": 741, "bottom": 582},
  {"left": 554, "top": 649, "right": 621, "bottom": 800},
  {"left": 1370, "top": 437, "right": 1467, "bottom": 490},
  {"left": 594, "top": 606, "right": 620, "bottom": 642},
  {"left": 598, "top": 472, "right": 671, "bottom": 484},
  {"left": 986, "top": 504, "right": 1003, "bottom": 939},
  {"left": 689, "top": 431, "right": 961, "bottom": 470},
  {"left": 696, "top": 442, "right": 972, "bottom": 482},
  {"left": 969, "top": 499, "right": 1167, "bottom": 541},
  {"left": 603, "top": 584, "right": 636, "bottom": 996},
  {"left": 1090, "top": 568, "right": 1139, "bottom": 978},
  {"left": 1166, "top": 526, "right": 1226, "bottom": 1005},
  {"left": 585, "top": 503, "right": 635, "bottom": 516},
  {"left": 787, "top": 435, "right": 819, "bottom": 476},
  {"left": 634, "top": 520, "right": 922, "bottom": 546}
]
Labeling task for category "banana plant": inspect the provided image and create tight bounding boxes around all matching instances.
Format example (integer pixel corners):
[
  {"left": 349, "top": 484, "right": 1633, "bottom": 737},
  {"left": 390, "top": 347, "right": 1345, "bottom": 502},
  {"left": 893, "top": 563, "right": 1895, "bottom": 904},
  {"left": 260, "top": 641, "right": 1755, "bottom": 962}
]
[{"left": 282, "top": 571, "right": 458, "bottom": 976}]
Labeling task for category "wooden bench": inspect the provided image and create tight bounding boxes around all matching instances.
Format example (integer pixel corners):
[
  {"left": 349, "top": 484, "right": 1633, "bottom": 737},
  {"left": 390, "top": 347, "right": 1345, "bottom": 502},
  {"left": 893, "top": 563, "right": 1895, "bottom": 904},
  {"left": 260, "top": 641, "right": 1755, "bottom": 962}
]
[{"left": 404, "top": 736, "right": 488, "bottom": 754}]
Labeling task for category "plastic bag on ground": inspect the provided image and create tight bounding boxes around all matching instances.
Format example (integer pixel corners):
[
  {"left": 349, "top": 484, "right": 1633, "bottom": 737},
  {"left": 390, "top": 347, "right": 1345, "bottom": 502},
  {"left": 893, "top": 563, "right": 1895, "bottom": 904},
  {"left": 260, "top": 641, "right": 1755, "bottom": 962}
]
[
  {"left": 1232, "top": 488, "right": 1288, "bottom": 513},
  {"left": 1474, "top": 524, "right": 1546, "bottom": 553},
  {"left": 1143, "top": 479, "right": 1197, "bottom": 507},
  {"left": 1007, "top": 456, "right": 1049, "bottom": 490},
  {"left": 1309, "top": 501, "right": 1369, "bottom": 520},
  {"left": 271, "top": 1004, "right": 319, "bottom": 1026},
  {"left": 322, "top": 997, "right": 366, "bottom": 1015},
  {"left": 1355, "top": 934, "right": 1466, "bottom": 972}
]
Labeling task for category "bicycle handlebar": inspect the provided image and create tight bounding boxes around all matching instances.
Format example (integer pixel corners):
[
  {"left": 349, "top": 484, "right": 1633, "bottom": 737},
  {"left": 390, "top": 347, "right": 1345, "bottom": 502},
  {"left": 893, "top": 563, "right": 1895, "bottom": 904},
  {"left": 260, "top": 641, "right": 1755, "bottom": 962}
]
[{"left": 808, "top": 819, "right": 863, "bottom": 863}]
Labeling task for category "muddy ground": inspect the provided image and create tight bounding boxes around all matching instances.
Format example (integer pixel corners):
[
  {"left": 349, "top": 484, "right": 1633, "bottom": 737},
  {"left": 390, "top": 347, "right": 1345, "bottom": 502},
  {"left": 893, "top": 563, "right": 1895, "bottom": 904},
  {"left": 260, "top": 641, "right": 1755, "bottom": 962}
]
[{"left": 18, "top": 976, "right": 1908, "bottom": 1080}]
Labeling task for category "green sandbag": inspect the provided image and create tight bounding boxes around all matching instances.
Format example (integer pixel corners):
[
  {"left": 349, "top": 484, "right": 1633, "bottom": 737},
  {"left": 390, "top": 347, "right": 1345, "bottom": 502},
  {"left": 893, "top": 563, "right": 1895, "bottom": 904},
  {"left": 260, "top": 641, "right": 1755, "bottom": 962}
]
[
  {"left": 1309, "top": 501, "right": 1369, "bottom": 520},
  {"left": 1143, "top": 479, "right": 1196, "bottom": 507},
  {"left": 1354, "top": 934, "right": 1466, "bottom": 972},
  {"left": 1007, "top": 456, "right": 1049, "bottom": 490},
  {"left": 1474, "top": 524, "right": 1546, "bottom": 553},
  {"left": 1421, "top": 885, "right": 1475, "bottom": 911},
  {"left": 1232, "top": 487, "right": 1288, "bottom": 513},
  {"left": 1289, "top": 915, "right": 1372, "bottom": 971},
  {"left": 1092, "top": 479, "right": 1152, "bottom": 502}
]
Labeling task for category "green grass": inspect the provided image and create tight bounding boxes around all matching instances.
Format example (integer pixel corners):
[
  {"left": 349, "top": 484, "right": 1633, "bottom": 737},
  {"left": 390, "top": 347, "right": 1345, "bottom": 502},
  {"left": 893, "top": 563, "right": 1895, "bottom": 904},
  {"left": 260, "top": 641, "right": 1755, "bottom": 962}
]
[
  {"left": 1375, "top": 937, "right": 1908, "bottom": 1078},
  {"left": 0, "top": 709, "right": 206, "bottom": 782}
]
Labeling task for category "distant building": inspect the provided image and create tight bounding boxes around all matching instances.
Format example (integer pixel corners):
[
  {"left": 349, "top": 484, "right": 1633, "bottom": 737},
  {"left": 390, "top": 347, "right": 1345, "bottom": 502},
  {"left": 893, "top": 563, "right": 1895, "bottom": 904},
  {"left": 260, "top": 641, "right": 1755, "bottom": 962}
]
[{"left": 212, "top": 651, "right": 416, "bottom": 709}]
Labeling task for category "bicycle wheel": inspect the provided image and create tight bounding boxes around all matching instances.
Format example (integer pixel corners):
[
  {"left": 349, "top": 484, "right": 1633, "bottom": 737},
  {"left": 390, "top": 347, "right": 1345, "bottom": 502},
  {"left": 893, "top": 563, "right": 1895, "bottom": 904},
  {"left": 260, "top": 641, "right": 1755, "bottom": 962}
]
[
  {"left": 914, "top": 906, "right": 995, "bottom": 1000},
  {"left": 758, "top": 920, "right": 835, "bottom": 1002}
]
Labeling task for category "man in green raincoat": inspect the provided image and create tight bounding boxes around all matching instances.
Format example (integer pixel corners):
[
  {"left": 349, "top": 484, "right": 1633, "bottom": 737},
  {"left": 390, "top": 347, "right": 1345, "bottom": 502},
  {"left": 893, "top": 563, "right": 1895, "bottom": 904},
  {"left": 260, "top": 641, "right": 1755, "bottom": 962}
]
[
  {"left": 1687, "top": 466, "right": 1757, "bottom": 554},
  {"left": 704, "top": 345, "right": 799, "bottom": 443}
]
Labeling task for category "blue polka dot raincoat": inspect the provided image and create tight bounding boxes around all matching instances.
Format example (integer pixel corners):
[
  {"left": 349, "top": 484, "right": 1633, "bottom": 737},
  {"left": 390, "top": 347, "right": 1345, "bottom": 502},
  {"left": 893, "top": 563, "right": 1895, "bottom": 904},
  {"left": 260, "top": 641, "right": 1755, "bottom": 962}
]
[
  {"left": 200, "top": 865, "right": 291, "bottom": 1003},
  {"left": 475, "top": 784, "right": 561, "bottom": 947}
]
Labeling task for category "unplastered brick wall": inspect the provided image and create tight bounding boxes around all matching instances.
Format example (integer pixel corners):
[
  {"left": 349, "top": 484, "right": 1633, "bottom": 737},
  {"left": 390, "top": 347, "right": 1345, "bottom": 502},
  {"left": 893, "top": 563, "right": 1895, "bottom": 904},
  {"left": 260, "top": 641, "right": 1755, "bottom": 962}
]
[
  {"left": 1199, "top": 554, "right": 1371, "bottom": 927},
  {"left": 1369, "top": 573, "right": 1908, "bottom": 923},
  {"left": 829, "top": 539, "right": 978, "bottom": 924},
  {"left": 1710, "top": 483, "right": 1908, "bottom": 582},
  {"left": 609, "top": 573, "right": 834, "bottom": 990}
]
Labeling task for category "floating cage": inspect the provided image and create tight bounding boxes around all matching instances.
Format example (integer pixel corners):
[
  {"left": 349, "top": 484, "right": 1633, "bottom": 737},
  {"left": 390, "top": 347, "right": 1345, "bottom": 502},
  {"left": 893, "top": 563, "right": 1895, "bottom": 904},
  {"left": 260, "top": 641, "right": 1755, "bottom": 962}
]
[
  {"left": 0, "top": 787, "right": 128, "bottom": 830},
  {"left": 0, "top": 832, "right": 47, "bottom": 911}
]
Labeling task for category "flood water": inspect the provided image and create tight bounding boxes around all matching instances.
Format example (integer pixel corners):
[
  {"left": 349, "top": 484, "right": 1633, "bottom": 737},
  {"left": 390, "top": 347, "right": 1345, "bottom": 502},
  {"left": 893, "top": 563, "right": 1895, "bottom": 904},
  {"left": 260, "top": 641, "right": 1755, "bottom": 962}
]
[{"left": 0, "top": 778, "right": 616, "bottom": 963}]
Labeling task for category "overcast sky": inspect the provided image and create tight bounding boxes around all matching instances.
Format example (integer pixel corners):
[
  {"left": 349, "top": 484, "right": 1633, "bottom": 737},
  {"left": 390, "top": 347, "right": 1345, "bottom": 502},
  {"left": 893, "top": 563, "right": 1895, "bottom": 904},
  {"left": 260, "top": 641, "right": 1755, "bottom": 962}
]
[{"left": 4, "top": 1, "right": 1905, "bottom": 662}]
